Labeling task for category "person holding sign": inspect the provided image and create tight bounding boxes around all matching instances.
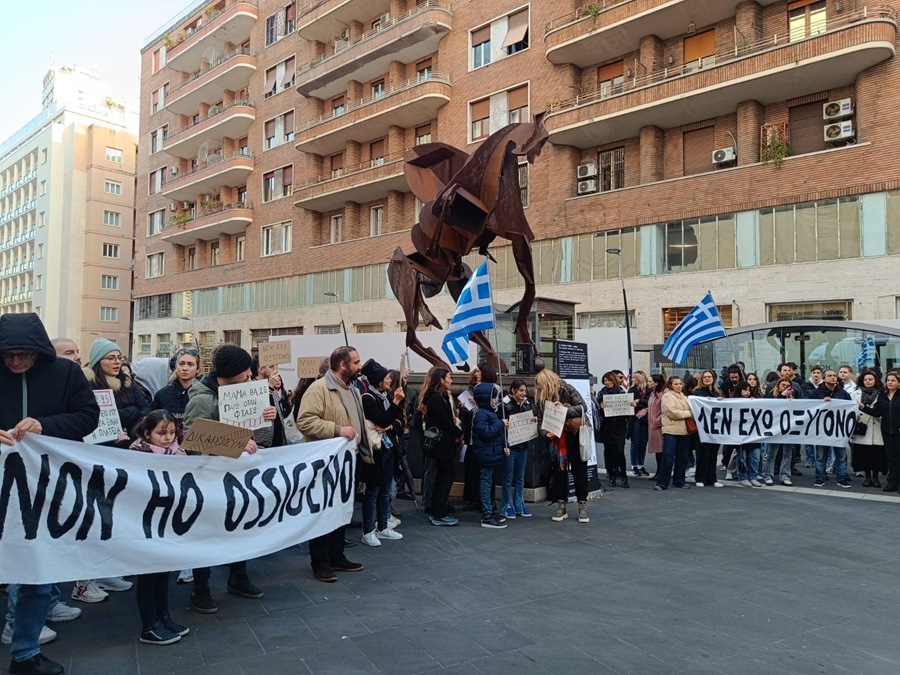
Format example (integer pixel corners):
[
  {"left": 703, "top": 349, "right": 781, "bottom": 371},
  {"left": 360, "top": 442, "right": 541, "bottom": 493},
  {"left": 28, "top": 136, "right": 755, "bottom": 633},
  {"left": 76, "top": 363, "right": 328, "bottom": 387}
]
[
  {"left": 690, "top": 370, "right": 724, "bottom": 488},
  {"left": 597, "top": 371, "right": 636, "bottom": 489},
  {"left": 0, "top": 313, "right": 100, "bottom": 675},
  {"left": 534, "top": 369, "right": 590, "bottom": 523},
  {"left": 812, "top": 370, "right": 853, "bottom": 489},
  {"left": 851, "top": 371, "right": 888, "bottom": 488},
  {"left": 654, "top": 377, "right": 693, "bottom": 491},
  {"left": 859, "top": 370, "right": 900, "bottom": 492},
  {"left": 502, "top": 380, "right": 535, "bottom": 519}
]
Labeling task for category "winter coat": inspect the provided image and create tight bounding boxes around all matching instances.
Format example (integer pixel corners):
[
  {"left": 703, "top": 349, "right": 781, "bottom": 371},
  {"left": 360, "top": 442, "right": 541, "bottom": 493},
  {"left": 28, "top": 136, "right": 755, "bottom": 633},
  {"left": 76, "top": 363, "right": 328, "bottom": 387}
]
[
  {"left": 647, "top": 392, "right": 663, "bottom": 454},
  {"left": 661, "top": 390, "right": 692, "bottom": 436},
  {"left": 812, "top": 383, "right": 851, "bottom": 401},
  {"left": 861, "top": 391, "right": 900, "bottom": 437},
  {"left": 83, "top": 366, "right": 152, "bottom": 436},
  {"left": 534, "top": 382, "right": 586, "bottom": 430},
  {"left": 471, "top": 383, "right": 506, "bottom": 466},
  {"left": 296, "top": 373, "right": 362, "bottom": 442},
  {"left": 596, "top": 386, "right": 630, "bottom": 442},
  {"left": 0, "top": 312, "right": 99, "bottom": 440},
  {"left": 852, "top": 389, "right": 885, "bottom": 446},
  {"left": 152, "top": 379, "right": 193, "bottom": 417},
  {"left": 422, "top": 389, "right": 463, "bottom": 461},
  {"left": 360, "top": 389, "right": 403, "bottom": 482},
  {"left": 504, "top": 396, "right": 534, "bottom": 452}
]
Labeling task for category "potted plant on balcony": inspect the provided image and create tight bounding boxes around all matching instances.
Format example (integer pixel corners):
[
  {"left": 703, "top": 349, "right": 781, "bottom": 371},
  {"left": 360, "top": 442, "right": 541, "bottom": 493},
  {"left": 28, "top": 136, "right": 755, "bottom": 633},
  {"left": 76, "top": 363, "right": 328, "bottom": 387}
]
[
  {"left": 170, "top": 213, "right": 192, "bottom": 228},
  {"left": 762, "top": 134, "right": 791, "bottom": 168},
  {"left": 164, "top": 33, "right": 174, "bottom": 48}
]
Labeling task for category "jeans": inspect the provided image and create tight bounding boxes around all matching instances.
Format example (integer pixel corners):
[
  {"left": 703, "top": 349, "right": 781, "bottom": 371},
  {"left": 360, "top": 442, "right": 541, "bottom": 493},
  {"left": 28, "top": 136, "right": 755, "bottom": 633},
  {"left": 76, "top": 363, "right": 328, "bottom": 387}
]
[
  {"left": 362, "top": 447, "right": 394, "bottom": 532},
  {"left": 630, "top": 418, "right": 648, "bottom": 468},
  {"left": 503, "top": 447, "right": 527, "bottom": 513},
  {"left": 657, "top": 434, "right": 690, "bottom": 488},
  {"left": 816, "top": 445, "right": 848, "bottom": 482},
  {"left": 805, "top": 444, "right": 816, "bottom": 465},
  {"left": 430, "top": 458, "right": 456, "bottom": 519},
  {"left": 737, "top": 447, "right": 761, "bottom": 482},
  {"left": 136, "top": 572, "right": 171, "bottom": 630},
  {"left": 763, "top": 444, "right": 792, "bottom": 482},
  {"left": 10, "top": 584, "right": 54, "bottom": 662},
  {"left": 5, "top": 584, "right": 60, "bottom": 630},
  {"left": 695, "top": 442, "right": 720, "bottom": 484},
  {"left": 480, "top": 464, "right": 500, "bottom": 518}
]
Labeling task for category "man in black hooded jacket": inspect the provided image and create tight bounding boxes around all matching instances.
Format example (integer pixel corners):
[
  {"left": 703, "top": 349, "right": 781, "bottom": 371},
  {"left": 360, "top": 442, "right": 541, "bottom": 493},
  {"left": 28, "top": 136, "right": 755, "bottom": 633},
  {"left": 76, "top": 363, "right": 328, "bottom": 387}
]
[{"left": 0, "top": 313, "right": 99, "bottom": 675}]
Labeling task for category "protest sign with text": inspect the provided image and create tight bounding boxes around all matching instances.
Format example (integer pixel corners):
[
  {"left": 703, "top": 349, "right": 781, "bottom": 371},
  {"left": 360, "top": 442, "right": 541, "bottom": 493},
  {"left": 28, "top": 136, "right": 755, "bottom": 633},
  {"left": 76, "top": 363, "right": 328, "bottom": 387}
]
[
  {"left": 541, "top": 401, "right": 567, "bottom": 437},
  {"left": 602, "top": 393, "right": 635, "bottom": 417},
  {"left": 0, "top": 436, "right": 355, "bottom": 584},
  {"left": 258, "top": 340, "right": 292, "bottom": 367},
  {"left": 218, "top": 380, "right": 271, "bottom": 430},
  {"left": 83, "top": 389, "right": 123, "bottom": 444},
  {"left": 507, "top": 411, "right": 538, "bottom": 446},
  {"left": 687, "top": 397, "right": 858, "bottom": 447},
  {"left": 296, "top": 357, "right": 326, "bottom": 379},
  {"left": 182, "top": 419, "right": 253, "bottom": 457}
]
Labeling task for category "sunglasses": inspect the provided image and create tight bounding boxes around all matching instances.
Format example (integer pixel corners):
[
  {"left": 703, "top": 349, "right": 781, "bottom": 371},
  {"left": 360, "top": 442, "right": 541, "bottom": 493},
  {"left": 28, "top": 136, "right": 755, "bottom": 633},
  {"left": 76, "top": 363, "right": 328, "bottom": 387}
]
[{"left": 178, "top": 349, "right": 200, "bottom": 356}]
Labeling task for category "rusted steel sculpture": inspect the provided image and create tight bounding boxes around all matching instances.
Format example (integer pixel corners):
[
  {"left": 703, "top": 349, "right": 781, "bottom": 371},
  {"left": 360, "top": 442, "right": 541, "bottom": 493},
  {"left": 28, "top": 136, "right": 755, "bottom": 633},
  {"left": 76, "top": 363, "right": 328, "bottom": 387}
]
[{"left": 388, "top": 113, "right": 549, "bottom": 372}]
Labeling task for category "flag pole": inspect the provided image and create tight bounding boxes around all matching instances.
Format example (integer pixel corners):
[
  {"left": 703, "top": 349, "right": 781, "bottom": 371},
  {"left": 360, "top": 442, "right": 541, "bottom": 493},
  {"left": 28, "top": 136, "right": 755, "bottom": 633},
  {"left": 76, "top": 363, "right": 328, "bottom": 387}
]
[
  {"left": 708, "top": 290, "right": 740, "bottom": 366},
  {"left": 484, "top": 256, "right": 509, "bottom": 448}
]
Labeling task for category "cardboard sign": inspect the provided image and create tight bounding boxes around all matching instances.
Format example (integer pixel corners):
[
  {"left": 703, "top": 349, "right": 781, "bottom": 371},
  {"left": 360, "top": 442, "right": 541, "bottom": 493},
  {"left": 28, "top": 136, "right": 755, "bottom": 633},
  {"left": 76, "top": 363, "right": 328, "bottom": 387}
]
[
  {"left": 297, "top": 356, "right": 326, "bottom": 379},
  {"left": 218, "top": 380, "right": 272, "bottom": 430},
  {"left": 508, "top": 411, "right": 538, "bottom": 446},
  {"left": 259, "top": 340, "right": 292, "bottom": 367},
  {"left": 83, "top": 389, "right": 123, "bottom": 444},
  {"left": 399, "top": 353, "right": 408, "bottom": 380},
  {"left": 541, "top": 401, "right": 567, "bottom": 438},
  {"left": 181, "top": 418, "right": 253, "bottom": 458},
  {"left": 602, "top": 392, "right": 635, "bottom": 417}
]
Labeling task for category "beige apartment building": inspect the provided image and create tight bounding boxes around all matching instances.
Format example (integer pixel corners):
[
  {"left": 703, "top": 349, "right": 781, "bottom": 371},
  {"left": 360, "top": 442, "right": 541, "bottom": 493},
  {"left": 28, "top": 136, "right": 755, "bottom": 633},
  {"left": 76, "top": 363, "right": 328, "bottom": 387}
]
[
  {"left": 0, "top": 65, "right": 136, "bottom": 351},
  {"left": 134, "top": 0, "right": 900, "bottom": 369}
]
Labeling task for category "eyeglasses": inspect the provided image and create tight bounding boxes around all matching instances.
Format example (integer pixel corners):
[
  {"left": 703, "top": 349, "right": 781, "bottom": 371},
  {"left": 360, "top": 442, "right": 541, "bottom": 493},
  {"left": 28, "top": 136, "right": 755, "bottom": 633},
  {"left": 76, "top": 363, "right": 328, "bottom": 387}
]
[
  {"left": 2, "top": 350, "right": 35, "bottom": 360},
  {"left": 102, "top": 355, "right": 124, "bottom": 363},
  {"left": 178, "top": 349, "right": 200, "bottom": 356}
]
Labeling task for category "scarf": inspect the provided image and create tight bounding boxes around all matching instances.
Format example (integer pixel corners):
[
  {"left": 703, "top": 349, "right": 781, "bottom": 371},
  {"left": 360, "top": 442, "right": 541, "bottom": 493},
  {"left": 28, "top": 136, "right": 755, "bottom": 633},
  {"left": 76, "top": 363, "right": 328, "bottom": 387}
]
[
  {"left": 326, "top": 370, "right": 372, "bottom": 459},
  {"left": 369, "top": 386, "right": 390, "bottom": 411},
  {"left": 860, "top": 386, "right": 879, "bottom": 407},
  {"left": 131, "top": 438, "right": 185, "bottom": 455}
]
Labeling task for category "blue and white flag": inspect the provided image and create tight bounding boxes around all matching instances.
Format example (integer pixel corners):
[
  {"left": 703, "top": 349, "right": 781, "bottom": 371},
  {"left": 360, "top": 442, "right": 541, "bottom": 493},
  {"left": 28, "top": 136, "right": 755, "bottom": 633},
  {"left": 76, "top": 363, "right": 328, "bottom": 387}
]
[
  {"left": 441, "top": 262, "right": 495, "bottom": 365},
  {"left": 661, "top": 293, "right": 727, "bottom": 365},
  {"left": 857, "top": 336, "right": 876, "bottom": 371}
]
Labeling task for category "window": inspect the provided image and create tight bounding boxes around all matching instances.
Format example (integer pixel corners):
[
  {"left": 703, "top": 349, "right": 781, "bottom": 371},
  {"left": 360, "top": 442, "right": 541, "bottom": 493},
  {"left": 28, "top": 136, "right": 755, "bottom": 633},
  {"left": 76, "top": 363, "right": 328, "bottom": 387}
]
[
  {"left": 136, "top": 294, "right": 173, "bottom": 320},
  {"left": 417, "top": 58, "right": 432, "bottom": 82},
  {"left": 265, "top": 3, "right": 296, "bottom": 46},
  {"left": 100, "top": 307, "right": 119, "bottom": 323},
  {"left": 329, "top": 153, "right": 344, "bottom": 178},
  {"left": 146, "top": 252, "right": 165, "bottom": 278},
  {"left": 151, "top": 46, "right": 166, "bottom": 73},
  {"left": 683, "top": 31, "right": 716, "bottom": 72},
  {"left": 768, "top": 300, "right": 851, "bottom": 322},
  {"left": 415, "top": 124, "right": 432, "bottom": 145},
  {"left": 236, "top": 236, "right": 246, "bottom": 261},
  {"left": 502, "top": 9, "right": 529, "bottom": 55},
  {"left": 150, "top": 127, "right": 167, "bottom": 154},
  {"left": 331, "top": 95, "right": 345, "bottom": 116},
  {"left": 264, "top": 56, "right": 296, "bottom": 97},
  {"left": 237, "top": 186, "right": 247, "bottom": 203},
  {"left": 471, "top": 98, "right": 489, "bottom": 141},
  {"left": 370, "top": 140, "right": 385, "bottom": 167},
  {"left": 354, "top": 323, "right": 384, "bottom": 333},
  {"left": 472, "top": 25, "right": 491, "bottom": 68},
  {"left": 104, "top": 180, "right": 122, "bottom": 196},
  {"left": 598, "top": 147, "right": 625, "bottom": 192},
  {"left": 210, "top": 242, "right": 220, "bottom": 266},
  {"left": 789, "top": 101, "right": 828, "bottom": 156},
  {"left": 264, "top": 111, "right": 294, "bottom": 150},
  {"left": 507, "top": 85, "right": 528, "bottom": 124},
  {"left": 789, "top": 0, "right": 827, "bottom": 42},
  {"left": 151, "top": 84, "right": 167, "bottom": 113},
  {"left": 102, "top": 242, "right": 120, "bottom": 258},
  {"left": 262, "top": 165, "right": 293, "bottom": 201},
  {"left": 262, "top": 221, "right": 292, "bottom": 256},
  {"left": 371, "top": 79, "right": 385, "bottom": 100},
  {"left": 103, "top": 210, "right": 121, "bottom": 227},
  {"left": 330, "top": 214, "right": 343, "bottom": 243},
  {"left": 682, "top": 127, "right": 716, "bottom": 176},
  {"left": 518, "top": 162, "right": 529, "bottom": 208},
  {"left": 101, "top": 274, "right": 119, "bottom": 290},
  {"left": 105, "top": 147, "right": 123, "bottom": 164},
  {"left": 316, "top": 325, "right": 342, "bottom": 335},
  {"left": 148, "top": 168, "right": 164, "bottom": 195},
  {"left": 188, "top": 247, "right": 197, "bottom": 270},
  {"left": 598, "top": 61, "right": 625, "bottom": 98},
  {"left": 156, "top": 333, "right": 172, "bottom": 355},
  {"left": 139, "top": 334, "right": 152, "bottom": 354},
  {"left": 148, "top": 210, "right": 165, "bottom": 236},
  {"left": 664, "top": 305, "right": 732, "bottom": 338},
  {"left": 370, "top": 206, "right": 384, "bottom": 236},
  {"left": 40, "top": 180, "right": 46, "bottom": 196}
]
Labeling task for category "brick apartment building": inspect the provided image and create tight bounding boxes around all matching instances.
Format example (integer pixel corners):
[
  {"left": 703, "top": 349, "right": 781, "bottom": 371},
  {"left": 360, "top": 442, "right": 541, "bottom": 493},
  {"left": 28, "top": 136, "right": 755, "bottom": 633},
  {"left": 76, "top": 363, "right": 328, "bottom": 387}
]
[{"left": 134, "top": 0, "right": 900, "bottom": 367}]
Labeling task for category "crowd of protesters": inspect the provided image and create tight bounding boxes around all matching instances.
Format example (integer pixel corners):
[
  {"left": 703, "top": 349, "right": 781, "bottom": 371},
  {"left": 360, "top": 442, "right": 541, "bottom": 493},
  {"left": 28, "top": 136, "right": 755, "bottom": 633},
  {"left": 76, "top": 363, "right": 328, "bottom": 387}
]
[{"left": 2, "top": 310, "right": 895, "bottom": 675}]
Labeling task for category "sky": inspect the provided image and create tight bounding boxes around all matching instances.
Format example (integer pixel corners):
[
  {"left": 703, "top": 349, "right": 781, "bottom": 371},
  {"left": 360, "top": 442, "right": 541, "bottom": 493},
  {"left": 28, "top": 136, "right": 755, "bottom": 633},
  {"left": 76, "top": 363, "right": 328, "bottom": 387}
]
[{"left": 0, "top": 0, "right": 193, "bottom": 141}]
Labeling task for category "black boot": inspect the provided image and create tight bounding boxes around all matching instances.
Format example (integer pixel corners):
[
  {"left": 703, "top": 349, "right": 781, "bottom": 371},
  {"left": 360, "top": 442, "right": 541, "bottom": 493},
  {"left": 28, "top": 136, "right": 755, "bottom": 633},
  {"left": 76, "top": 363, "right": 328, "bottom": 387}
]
[
  {"left": 190, "top": 585, "right": 218, "bottom": 614},
  {"left": 863, "top": 471, "right": 873, "bottom": 488},
  {"left": 9, "top": 655, "right": 65, "bottom": 675},
  {"left": 608, "top": 475, "right": 617, "bottom": 488},
  {"left": 872, "top": 473, "right": 882, "bottom": 488},
  {"left": 621, "top": 473, "right": 630, "bottom": 488},
  {"left": 227, "top": 574, "right": 263, "bottom": 599}
]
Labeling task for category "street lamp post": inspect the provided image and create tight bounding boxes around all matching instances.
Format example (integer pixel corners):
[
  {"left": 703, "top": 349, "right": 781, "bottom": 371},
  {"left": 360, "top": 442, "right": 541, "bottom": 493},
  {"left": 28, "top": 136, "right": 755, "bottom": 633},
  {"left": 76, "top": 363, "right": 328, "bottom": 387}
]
[
  {"left": 324, "top": 292, "right": 349, "bottom": 347},
  {"left": 603, "top": 245, "right": 633, "bottom": 381}
]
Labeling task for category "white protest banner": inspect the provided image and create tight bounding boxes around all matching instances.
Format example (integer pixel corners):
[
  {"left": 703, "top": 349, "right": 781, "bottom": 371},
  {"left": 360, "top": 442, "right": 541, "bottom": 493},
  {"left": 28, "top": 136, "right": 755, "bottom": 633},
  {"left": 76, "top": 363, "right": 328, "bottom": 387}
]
[
  {"left": 602, "top": 392, "right": 635, "bottom": 417},
  {"left": 218, "top": 380, "right": 271, "bottom": 430},
  {"left": 83, "top": 389, "right": 123, "bottom": 444},
  {"left": 687, "top": 397, "right": 858, "bottom": 447},
  {"left": 507, "top": 411, "right": 538, "bottom": 446},
  {"left": 258, "top": 340, "right": 292, "bottom": 367},
  {"left": 541, "top": 401, "right": 567, "bottom": 438},
  {"left": 0, "top": 436, "right": 355, "bottom": 584}
]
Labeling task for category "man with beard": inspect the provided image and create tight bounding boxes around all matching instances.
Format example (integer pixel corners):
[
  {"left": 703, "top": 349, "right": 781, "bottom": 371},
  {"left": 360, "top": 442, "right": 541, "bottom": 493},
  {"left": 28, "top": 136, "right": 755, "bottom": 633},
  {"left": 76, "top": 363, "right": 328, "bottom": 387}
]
[{"left": 296, "top": 346, "right": 368, "bottom": 582}]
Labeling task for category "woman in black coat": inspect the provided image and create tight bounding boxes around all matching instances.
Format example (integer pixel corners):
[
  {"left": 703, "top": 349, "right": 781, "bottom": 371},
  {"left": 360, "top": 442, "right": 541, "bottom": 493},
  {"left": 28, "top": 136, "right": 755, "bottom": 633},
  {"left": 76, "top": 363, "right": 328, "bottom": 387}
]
[
  {"left": 421, "top": 368, "right": 463, "bottom": 526},
  {"left": 690, "top": 370, "right": 723, "bottom": 488},
  {"left": 597, "top": 371, "right": 634, "bottom": 488},
  {"left": 859, "top": 369, "right": 900, "bottom": 492},
  {"left": 151, "top": 348, "right": 200, "bottom": 436},
  {"left": 84, "top": 339, "right": 152, "bottom": 442}
]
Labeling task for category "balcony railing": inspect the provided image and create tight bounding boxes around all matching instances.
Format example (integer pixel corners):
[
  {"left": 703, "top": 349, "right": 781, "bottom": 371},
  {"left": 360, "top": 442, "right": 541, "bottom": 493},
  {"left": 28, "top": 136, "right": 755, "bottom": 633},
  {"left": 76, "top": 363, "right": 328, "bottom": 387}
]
[
  {"left": 166, "top": 99, "right": 254, "bottom": 140},
  {"left": 164, "top": 150, "right": 254, "bottom": 186},
  {"left": 298, "top": 1, "right": 451, "bottom": 76},
  {"left": 297, "top": 72, "right": 451, "bottom": 133},
  {"left": 545, "top": 0, "right": 632, "bottom": 36},
  {"left": 546, "top": 6, "right": 896, "bottom": 115},
  {"left": 163, "top": 201, "right": 254, "bottom": 230},
  {"left": 0, "top": 169, "right": 38, "bottom": 197},
  {"left": 296, "top": 150, "right": 406, "bottom": 189},
  {"left": 167, "top": 0, "right": 258, "bottom": 55},
  {"left": 168, "top": 47, "right": 254, "bottom": 97}
]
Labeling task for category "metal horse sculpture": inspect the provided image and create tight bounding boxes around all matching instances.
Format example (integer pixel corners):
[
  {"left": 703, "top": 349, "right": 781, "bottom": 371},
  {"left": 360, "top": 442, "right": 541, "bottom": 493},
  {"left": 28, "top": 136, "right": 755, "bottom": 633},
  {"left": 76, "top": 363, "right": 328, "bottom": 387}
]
[{"left": 387, "top": 113, "right": 549, "bottom": 372}]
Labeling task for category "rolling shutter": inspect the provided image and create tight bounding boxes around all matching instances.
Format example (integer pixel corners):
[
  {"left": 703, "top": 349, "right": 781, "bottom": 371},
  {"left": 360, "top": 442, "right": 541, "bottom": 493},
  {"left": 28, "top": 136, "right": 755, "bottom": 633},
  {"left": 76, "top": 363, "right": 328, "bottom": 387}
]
[
  {"left": 682, "top": 126, "right": 716, "bottom": 176},
  {"left": 789, "top": 101, "right": 827, "bottom": 155}
]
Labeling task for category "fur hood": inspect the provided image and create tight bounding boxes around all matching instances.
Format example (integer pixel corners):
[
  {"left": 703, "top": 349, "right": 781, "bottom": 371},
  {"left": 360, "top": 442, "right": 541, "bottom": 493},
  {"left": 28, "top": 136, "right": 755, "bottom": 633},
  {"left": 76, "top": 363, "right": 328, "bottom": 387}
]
[{"left": 82, "top": 365, "right": 133, "bottom": 392}]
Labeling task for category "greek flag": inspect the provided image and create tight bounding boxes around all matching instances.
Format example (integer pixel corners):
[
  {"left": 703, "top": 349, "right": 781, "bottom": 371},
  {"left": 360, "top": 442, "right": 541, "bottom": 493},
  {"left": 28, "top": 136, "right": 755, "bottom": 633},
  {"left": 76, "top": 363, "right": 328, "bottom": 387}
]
[
  {"left": 857, "top": 337, "right": 876, "bottom": 371},
  {"left": 441, "top": 262, "right": 495, "bottom": 365},
  {"left": 661, "top": 293, "right": 727, "bottom": 365}
]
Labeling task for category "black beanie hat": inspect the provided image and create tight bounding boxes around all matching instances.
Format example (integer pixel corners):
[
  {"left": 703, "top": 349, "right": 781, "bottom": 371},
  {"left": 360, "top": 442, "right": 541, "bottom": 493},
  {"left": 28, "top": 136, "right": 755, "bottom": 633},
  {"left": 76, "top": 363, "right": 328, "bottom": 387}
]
[
  {"left": 361, "top": 358, "right": 389, "bottom": 388},
  {"left": 214, "top": 344, "right": 252, "bottom": 379}
]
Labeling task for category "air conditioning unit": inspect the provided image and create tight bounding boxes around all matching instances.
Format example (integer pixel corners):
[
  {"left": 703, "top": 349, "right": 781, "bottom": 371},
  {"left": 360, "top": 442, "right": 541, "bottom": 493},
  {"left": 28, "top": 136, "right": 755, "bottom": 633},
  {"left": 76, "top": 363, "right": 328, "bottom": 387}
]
[
  {"left": 823, "top": 98, "right": 854, "bottom": 121},
  {"left": 170, "top": 166, "right": 179, "bottom": 175},
  {"left": 168, "top": 203, "right": 177, "bottom": 212},
  {"left": 334, "top": 38, "right": 349, "bottom": 51},
  {"left": 577, "top": 179, "right": 598, "bottom": 195},
  {"left": 374, "top": 12, "right": 391, "bottom": 29},
  {"left": 712, "top": 147, "right": 736, "bottom": 165},
  {"left": 181, "top": 201, "right": 191, "bottom": 209},
  {"left": 824, "top": 120, "right": 855, "bottom": 142},
  {"left": 577, "top": 162, "right": 598, "bottom": 179}
]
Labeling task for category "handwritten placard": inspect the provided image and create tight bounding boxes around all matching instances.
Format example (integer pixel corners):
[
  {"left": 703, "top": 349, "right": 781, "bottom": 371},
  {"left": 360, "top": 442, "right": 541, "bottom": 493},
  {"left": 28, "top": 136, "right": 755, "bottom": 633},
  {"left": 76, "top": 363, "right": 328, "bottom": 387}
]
[
  {"left": 541, "top": 401, "right": 567, "bottom": 438},
  {"left": 457, "top": 390, "right": 476, "bottom": 412},
  {"left": 297, "top": 356, "right": 326, "bottom": 379},
  {"left": 218, "top": 380, "right": 271, "bottom": 430},
  {"left": 259, "top": 340, "right": 292, "bottom": 367},
  {"left": 603, "top": 393, "right": 635, "bottom": 417},
  {"left": 83, "top": 389, "right": 123, "bottom": 444},
  {"left": 182, "top": 418, "right": 253, "bottom": 458},
  {"left": 508, "top": 411, "right": 538, "bottom": 446}
]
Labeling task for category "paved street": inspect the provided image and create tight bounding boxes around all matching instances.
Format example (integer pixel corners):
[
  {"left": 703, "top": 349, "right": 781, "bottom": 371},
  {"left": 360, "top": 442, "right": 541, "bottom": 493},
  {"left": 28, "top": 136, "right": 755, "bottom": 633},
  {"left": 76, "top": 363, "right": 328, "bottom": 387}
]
[{"left": 17, "top": 462, "right": 900, "bottom": 675}]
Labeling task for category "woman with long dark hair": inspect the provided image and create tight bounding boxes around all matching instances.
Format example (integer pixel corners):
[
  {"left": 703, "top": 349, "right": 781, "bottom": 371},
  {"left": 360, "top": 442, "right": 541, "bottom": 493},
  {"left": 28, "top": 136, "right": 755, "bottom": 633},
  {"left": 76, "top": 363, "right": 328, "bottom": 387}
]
[
  {"left": 859, "top": 370, "right": 900, "bottom": 492},
  {"left": 597, "top": 371, "right": 634, "bottom": 488},
  {"left": 691, "top": 370, "right": 723, "bottom": 488},
  {"left": 647, "top": 374, "right": 665, "bottom": 479},
  {"left": 853, "top": 370, "right": 888, "bottom": 487},
  {"left": 421, "top": 368, "right": 463, "bottom": 526},
  {"left": 503, "top": 379, "right": 534, "bottom": 518}
]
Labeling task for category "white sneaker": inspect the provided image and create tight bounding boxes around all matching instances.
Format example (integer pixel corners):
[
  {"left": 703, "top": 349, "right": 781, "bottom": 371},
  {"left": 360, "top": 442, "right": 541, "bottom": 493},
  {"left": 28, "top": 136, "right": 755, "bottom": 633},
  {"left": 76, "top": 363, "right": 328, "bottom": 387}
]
[
  {"left": 96, "top": 576, "right": 133, "bottom": 592},
  {"left": 375, "top": 528, "right": 403, "bottom": 540},
  {"left": 1, "top": 623, "right": 57, "bottom": 645},
  {"left": 694, "top": 482, "right": 705, "bottom": 487},
  {"left": 739, "top": 480, "right": 753, "bottom": 487},
  {"left": 361, "top": 531, "right": 381, "bottom": 547},
  {"left": 176, "top": 569, "right": 193, "bottom": 585},
  {"left": 72, "top": 580, "right": 108, "bottom": 603},
  {"left": 725, "top": 472, "right": 734, "bottom": 480},
  {"left": 387, "top": 515, "right": 401, "bottom": 530},
  {"left": 46, "top": 601, "right": 82, "bottom": 623},
  {"left": 712, "top": 482, "right": 724, "bottom": 488}
]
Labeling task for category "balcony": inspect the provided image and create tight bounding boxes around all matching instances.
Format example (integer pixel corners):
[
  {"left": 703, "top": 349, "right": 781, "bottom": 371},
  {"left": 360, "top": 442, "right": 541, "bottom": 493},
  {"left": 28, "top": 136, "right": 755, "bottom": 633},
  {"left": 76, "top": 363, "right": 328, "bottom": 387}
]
[
  {"left": 166, "top": 1, "right": 258, "bottom": 73},
  {"left": 545, "top": 0, "right": 782, "bottom": 67},
  {"left": 297, "top": 1, "right": 452, "bottom": 100},
  {"left": 164, "top": 100, "right": 255, "bottom": 159},
  {"left": 162, "top": 151, "right": 254, "bottom": 201},
  {"left": 294, "top": 151, "right": 408, "bottom": 212},
  {"left": 545, "top": 7, "right": 896, "bottom": 148},
  {"left": 165, "top": 48, "right": 256, "bottom": 116},
  {"left": 297, "top": 0, "right": 390, "bottom": 43},
  {"left": 161, "top": 202, "right": 253, "bottom": 245},
  {"left": 295, "top": 73, "right": 451, "bottom": 155}
]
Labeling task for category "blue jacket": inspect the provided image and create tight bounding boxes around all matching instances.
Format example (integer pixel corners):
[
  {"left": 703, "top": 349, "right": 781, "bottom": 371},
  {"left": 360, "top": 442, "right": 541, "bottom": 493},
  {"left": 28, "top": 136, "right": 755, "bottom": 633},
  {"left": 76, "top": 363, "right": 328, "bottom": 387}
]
[{"left": 472, "top": 383, "right": 506, "bottom": 466}]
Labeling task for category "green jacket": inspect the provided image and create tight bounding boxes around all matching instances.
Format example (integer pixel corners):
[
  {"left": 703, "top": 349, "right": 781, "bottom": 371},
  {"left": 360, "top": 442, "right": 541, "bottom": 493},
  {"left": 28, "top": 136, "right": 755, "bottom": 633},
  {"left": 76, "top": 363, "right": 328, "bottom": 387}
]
[{"left": 182, "top": 373, "right": 219, "bottom": 434}]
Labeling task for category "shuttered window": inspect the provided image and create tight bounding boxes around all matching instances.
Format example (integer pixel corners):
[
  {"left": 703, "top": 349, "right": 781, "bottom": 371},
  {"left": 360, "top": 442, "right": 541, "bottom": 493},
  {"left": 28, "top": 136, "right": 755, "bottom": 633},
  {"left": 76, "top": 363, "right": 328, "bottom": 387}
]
[
  {"left": 682, "top": 127, "right": 716, "bottom": 176},
  {"left": 370, "top": 140, "right": 385, "bottom": 165},
  {"left": 472, "top": 25, "right": 490, "bottom": 45},
  {"left": 789, "top": 101, "right": 828, "bottom": 155},
  {"left": 507, "top": 86, "right": 528, "bottom": 110},
  {"left": 597, "top": 61, "right": 625, "bottom": 97},
  {"left": 471, "top": 98, "right": 490, "bottom": 139},
  {"left": 683, "top": 31, "right": 716, "bottom": 71}
]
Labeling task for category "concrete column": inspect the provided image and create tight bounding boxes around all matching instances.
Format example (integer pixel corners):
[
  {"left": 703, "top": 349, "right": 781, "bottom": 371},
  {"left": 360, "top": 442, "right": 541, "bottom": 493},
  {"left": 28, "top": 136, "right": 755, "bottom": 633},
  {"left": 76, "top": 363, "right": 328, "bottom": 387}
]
[
  {"left": 639, "top": 125, "right": 665, "bottom": 183},
  {"left": 736, "top": 99, "right": 764, "bottom": 166}
]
